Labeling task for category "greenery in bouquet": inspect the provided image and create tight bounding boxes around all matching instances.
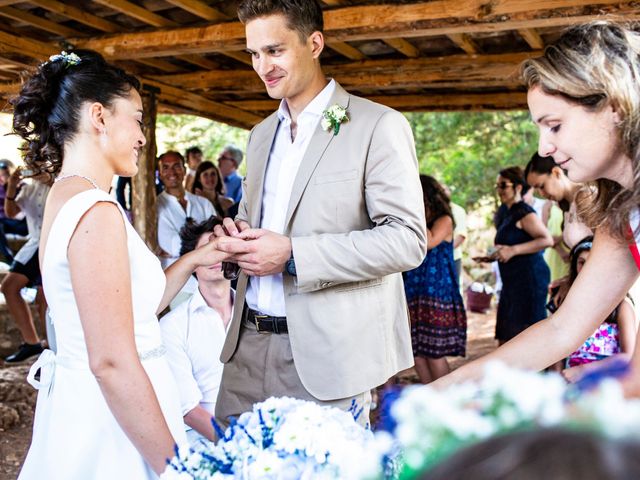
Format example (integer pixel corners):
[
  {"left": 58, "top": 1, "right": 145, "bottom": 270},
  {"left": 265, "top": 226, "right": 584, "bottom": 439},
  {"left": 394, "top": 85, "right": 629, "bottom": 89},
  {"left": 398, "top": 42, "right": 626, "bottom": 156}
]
[
  {"left": 383, "top": 361, "right": 640, "bottom": 479},
  {"left": 163, "top": 396, "right": 386, "bottom": 480}
]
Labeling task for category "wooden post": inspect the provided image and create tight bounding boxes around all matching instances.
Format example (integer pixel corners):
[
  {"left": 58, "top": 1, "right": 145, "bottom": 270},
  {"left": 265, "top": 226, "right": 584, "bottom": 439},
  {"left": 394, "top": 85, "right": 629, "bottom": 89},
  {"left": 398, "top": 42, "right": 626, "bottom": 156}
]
[{"left": 132, "top": 84, "right": 160, "bottom": 251}]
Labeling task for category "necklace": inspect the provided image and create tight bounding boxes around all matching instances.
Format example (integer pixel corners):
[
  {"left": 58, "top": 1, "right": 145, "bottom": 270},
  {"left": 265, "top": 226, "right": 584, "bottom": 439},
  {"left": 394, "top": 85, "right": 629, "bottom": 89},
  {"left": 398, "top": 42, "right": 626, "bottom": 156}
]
[{"left": 55, "top": 173, "right": 100, "bottom": 190}]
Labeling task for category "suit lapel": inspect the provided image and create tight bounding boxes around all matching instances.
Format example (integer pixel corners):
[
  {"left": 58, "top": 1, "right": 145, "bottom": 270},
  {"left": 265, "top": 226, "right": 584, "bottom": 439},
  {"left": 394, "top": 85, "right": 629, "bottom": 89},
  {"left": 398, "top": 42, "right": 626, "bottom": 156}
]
[
  {"left": 248, "top": 112, "right": 280, "bottom": 227},
  {"left": 284, "top": 83, "right": 351, "bottom": 230}
]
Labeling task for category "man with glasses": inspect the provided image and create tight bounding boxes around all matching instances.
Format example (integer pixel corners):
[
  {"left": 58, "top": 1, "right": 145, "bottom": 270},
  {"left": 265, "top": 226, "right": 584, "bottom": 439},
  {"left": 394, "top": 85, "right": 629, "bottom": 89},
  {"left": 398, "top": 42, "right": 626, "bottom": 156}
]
[{"left": 217, "top": 145, "right": 244, "bottom": 218}]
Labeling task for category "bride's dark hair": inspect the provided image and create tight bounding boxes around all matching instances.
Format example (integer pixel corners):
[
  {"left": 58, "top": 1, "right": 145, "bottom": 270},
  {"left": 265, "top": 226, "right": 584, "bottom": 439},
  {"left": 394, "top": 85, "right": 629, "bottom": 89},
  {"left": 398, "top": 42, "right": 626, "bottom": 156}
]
[{"left": 11, "top": 49, "right": 140, "bottom": 176}]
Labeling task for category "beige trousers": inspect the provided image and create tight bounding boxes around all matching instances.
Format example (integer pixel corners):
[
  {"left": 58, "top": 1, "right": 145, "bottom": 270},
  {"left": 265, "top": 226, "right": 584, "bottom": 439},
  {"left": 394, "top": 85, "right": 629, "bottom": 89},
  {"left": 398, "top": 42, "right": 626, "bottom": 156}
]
[{"left": 215, "top": 308, "right": 371, "bottom": 433}]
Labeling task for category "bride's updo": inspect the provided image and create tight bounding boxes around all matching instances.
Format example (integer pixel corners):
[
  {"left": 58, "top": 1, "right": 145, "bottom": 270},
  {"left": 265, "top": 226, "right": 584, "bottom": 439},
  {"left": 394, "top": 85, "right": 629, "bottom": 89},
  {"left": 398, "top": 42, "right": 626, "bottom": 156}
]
[{"left": 11, "top": 50, "right": 140, "bottom": 176}]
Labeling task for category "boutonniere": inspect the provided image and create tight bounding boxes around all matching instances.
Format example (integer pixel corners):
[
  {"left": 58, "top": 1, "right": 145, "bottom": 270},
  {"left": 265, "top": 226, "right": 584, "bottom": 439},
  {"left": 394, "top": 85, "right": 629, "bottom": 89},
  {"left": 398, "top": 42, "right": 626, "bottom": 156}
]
[{"left": 321, "top": 104, "right": 349, "bottom": 135}]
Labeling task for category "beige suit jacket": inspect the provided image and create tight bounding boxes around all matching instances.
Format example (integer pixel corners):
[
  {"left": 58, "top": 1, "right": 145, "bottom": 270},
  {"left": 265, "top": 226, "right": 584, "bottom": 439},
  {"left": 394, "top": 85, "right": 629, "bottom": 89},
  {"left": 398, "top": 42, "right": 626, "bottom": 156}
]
[{"left": 220, "top": 83, "right": 427, "bottom": 400}]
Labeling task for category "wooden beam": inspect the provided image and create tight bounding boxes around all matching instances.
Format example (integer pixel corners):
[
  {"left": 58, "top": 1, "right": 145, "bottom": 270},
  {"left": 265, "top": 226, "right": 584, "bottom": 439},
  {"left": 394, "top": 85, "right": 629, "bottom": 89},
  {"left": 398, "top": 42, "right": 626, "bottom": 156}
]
[
  {"left": 0, "top": 6, "right": 78, "bottom": 37},
  {"left": 135, "top": 58, "right": 183, "bottom": 72},
  {"left": 178, "top": 54, "right": 219, "bottom": 70},
  {"left": 225, "top": 91, "right": 528, "bottom": 112},
  {"left": 447, "top": 33, "right": 479, "bottom": 55},
  {"left": 70, "top": 1, "right": 639, "bottom": 58},
  {"left": 383, "top": 38, "right": 420, "bottom": 58},
  {"left": 154, "top": 52, "right": 535, "bottom": 92},
  {"left": 0, "top": 0, "right": 28, "bottom": 6},
  {"left": 0, "top": 31, "right": 55, "bottom": 59},
  {"left": 0, "top": 55, "right": 32, "bottom": 71},
  {"left": 132, "top": 87, "right": 159, "bottom": 248},
  {"left": 164, "top": 0, "right": 230, "bottom": 21},
  {"left": 29, "top": 0, "right": 120, "bottom": 33},
  {"left": 0, "top": 81, "right": 20, "bottom": 95},
  {"left": 93, "top": 0, "right": 176, "bottom": 28},
  {"left": 220, "top": 51, "right": 253, "bottom": 67},
  {"left": 326, "top": 41, "right": 365, "bottom": 60},
  {"left": 141, "top": 77, "right": 263, "bottom": 129},
  {"left": 518, "top": 28, "right": 545, "bottom": 50},
  {"left": 367, "top": 92, "right": 527, "bottom": 111}
]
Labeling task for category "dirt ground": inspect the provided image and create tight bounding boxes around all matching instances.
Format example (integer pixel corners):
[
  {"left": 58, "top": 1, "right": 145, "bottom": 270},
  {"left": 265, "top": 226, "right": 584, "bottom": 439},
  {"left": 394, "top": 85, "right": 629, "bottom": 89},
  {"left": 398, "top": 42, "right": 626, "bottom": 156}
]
[{"left": 0, "top": 307, "right": 498, "bottom": 479}]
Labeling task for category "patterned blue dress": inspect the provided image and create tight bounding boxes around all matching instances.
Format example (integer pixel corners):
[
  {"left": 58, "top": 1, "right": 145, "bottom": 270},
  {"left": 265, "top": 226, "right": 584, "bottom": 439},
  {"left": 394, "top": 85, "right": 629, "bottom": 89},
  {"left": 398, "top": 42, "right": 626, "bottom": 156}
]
[{"left": 403, "top": 237, "right": 467, "bottom": 358}]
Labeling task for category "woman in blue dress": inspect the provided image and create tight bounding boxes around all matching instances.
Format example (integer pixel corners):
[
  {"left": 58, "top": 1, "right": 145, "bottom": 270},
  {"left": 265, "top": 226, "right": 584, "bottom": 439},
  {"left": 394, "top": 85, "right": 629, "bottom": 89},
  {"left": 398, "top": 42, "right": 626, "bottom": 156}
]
[
  {"left": 493, "top": 166, "right": 553, "bottom": 344},
  {"left": 404, "top": 175, "right": 467, "bottom": 383}
]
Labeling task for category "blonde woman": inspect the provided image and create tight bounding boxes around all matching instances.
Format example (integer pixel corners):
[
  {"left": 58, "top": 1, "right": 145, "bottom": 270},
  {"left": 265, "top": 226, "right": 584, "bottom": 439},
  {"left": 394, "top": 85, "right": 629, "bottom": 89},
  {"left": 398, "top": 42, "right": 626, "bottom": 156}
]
[{"left": 436, "top": 21, "right": 640, "bottom": 396}]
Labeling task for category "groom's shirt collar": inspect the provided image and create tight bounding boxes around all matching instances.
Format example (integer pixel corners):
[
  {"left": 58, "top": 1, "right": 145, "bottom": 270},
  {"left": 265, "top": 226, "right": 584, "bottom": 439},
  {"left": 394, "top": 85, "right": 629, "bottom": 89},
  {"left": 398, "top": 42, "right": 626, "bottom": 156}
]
[{"left": 277, "top": 78, "right": 336, "bottom": 124}]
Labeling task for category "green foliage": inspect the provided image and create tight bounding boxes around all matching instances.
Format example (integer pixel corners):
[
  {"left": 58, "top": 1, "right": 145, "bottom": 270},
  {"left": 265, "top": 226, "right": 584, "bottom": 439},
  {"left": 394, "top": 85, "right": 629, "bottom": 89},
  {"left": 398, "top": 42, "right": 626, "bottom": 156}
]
[
  {"left": 155, "top": 111, "right": 538, "bottom": 208},
  {"left": 156, "top": 114, "right": 250, "bottom": 174},
  {"left": 405, "top": 111, "right": 538, "bottom": 208}
]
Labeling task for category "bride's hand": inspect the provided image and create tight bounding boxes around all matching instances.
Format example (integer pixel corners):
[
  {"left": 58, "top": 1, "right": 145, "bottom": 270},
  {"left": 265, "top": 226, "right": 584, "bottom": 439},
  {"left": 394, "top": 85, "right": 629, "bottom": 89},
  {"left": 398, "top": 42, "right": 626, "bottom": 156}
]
[{"left": 189, "top": 233, "right": 240, "bottom": 268}]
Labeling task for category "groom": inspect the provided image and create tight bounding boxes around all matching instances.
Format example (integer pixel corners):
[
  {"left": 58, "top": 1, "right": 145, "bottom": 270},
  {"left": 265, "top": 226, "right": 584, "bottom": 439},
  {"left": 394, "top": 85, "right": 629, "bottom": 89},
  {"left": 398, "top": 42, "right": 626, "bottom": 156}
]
[{"left": 215, "top": 0, "right": 427, "bottom": 427}]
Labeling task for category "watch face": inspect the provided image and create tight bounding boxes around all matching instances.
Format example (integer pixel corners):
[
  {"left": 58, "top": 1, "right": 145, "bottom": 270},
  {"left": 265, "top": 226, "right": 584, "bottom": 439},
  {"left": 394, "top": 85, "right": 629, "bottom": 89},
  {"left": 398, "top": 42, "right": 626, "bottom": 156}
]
[{"left": 286, "top": 257, "right": 296, "bottom": 276}]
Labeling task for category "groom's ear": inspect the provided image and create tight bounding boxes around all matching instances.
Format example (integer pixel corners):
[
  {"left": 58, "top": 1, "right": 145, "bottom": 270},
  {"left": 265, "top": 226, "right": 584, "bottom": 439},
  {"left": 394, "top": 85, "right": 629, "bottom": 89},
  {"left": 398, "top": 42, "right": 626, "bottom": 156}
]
[{"left": 309, "top": 30, "right": 324, "bottom": 59}]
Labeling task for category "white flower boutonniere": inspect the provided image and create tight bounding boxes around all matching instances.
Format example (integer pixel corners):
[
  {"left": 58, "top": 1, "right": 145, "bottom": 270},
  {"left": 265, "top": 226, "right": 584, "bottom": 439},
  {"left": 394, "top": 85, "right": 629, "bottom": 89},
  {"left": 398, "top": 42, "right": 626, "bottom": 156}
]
[{"left": 321, "top": 104, "right": 348, "bottom": 135}]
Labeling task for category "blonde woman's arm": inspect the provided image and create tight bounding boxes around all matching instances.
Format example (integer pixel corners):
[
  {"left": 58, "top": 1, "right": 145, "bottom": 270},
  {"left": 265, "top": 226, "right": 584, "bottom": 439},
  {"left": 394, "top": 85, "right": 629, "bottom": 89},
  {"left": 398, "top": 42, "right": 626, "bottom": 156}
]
[{"left": 434, "top": 229, "right": 639, "bottom": 387}]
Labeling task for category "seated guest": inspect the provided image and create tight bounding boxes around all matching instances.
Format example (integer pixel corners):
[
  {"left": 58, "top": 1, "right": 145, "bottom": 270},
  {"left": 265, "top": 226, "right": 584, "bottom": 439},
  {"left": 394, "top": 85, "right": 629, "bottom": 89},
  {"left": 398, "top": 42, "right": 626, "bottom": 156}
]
[
  {"left": 216, "top": 144, "right": 243, "bottom": 218},
  {"left": 184, "top": 146, "right": 203, "bottom": 193},
  {"left": 191, "top": 161, "right": 234, "bottom": 217},
  {"left": 0, "top": 160, "right": 27, "bottom": 263},
  {"left": 160, "top": 216, "right": 233, "bottom": 444},
  {"left": 3, "top": 169, "right": 50, "bottom": 362},
  {"left": 156, "top": 151, "right": 216, "bottom": 270}
]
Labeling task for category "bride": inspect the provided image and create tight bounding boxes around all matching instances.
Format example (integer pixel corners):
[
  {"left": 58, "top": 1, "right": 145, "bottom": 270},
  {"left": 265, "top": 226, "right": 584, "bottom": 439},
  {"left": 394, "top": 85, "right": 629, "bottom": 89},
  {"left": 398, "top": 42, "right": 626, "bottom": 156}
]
[{"left": 13, "top": 50, "right": 235, "bottom": 478}]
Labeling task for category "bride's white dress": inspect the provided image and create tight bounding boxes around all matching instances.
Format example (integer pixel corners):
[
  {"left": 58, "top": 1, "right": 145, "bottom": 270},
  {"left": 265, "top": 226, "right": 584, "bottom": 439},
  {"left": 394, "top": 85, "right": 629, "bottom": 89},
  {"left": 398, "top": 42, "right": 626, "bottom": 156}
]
[{"left": 19, "top": 189, "right": 186, "bottom": 479}]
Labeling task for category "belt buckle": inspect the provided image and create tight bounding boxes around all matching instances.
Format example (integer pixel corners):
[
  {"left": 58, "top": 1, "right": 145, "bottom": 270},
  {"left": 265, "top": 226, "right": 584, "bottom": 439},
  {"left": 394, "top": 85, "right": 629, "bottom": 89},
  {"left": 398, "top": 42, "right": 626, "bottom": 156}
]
[{"left": 254, "top": 314, "right": 270, "bottom": 334}]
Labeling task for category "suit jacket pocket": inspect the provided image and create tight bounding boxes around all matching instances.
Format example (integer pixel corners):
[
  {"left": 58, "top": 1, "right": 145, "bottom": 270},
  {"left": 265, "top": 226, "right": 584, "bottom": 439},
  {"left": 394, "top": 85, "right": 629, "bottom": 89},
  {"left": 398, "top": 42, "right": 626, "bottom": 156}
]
[
  {"left": 334, "top": 277, "right": 384, "bottom": 292},
  {"left": 314, "top": 169, "right": 358, "bottom": 185}
]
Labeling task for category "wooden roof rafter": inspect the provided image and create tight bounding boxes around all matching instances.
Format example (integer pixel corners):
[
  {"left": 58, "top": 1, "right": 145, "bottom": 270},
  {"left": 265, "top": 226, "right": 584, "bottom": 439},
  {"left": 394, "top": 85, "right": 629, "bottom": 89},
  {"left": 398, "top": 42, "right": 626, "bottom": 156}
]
[{"left": 0, "top": 1, "right": 635, "bottom": 127}]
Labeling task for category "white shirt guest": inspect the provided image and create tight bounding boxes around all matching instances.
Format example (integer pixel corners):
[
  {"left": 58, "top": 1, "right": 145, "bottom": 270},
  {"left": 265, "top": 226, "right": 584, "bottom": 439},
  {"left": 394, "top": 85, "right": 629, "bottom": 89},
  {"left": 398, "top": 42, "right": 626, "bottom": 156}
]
[
  {"left": 160, "top": 216, "right": 233, "bottom": 444},
  {"left": 157, "top": 191, "right": 216, "bottom": 268}
]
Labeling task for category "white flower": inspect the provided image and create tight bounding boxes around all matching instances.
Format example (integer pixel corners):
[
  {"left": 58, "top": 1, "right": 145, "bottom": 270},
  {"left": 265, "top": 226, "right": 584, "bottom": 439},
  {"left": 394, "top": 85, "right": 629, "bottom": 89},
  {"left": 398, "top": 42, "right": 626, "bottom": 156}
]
[
  {"left": 47, "top": 51, "right": 81, "bottom": 67},
  {"left": 321, "top": 104, "right": 348, "bottom": 135}
]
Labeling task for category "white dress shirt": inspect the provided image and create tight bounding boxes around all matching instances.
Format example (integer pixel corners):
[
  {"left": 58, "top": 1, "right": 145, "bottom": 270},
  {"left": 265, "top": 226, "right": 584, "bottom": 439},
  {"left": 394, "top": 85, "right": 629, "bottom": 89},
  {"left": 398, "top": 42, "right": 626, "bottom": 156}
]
[
  {"left": 156, "top": 191, "right": 216, "bottom": 269},
  {"left": 160, "top": 288, "right": 233, "bottom": 430},
  {"left": 246, "top": 79, "right": 336, "bottom": 316},
  {"left": 14, "top": 181, "right": 50, "bottom": 265}
]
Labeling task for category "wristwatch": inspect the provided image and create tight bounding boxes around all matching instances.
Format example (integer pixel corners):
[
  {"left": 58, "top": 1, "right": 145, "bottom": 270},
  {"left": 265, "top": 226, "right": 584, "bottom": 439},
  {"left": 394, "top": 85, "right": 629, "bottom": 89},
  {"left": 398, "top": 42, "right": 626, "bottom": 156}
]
[{"left": 285, "top": 254, "right": 297, "bottom": 276}]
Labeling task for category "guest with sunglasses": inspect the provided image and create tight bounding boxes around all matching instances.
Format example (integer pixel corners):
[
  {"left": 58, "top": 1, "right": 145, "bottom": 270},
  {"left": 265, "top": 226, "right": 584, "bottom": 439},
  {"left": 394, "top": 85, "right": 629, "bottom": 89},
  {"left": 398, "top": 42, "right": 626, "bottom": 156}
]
[{"left": 490, "top": 166, "right": 553, "bottom": 345}]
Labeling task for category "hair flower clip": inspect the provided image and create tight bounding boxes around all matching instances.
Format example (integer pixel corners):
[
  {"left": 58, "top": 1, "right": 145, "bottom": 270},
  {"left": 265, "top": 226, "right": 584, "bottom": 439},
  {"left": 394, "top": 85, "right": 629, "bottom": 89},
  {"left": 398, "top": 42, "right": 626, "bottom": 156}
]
[
  {"left": 47, "top": 51, "right": 81, "bottom": 68},
  {"left": 321, "top": 104, "right": 348, "bottom": 136}
]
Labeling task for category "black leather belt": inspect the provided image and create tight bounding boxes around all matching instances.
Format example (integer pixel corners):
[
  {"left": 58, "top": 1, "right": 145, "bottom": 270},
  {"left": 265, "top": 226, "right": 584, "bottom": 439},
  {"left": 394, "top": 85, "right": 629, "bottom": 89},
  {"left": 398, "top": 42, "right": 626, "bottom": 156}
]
[{"left": 246, "top": 307, "right": 288, "bottom": 334}]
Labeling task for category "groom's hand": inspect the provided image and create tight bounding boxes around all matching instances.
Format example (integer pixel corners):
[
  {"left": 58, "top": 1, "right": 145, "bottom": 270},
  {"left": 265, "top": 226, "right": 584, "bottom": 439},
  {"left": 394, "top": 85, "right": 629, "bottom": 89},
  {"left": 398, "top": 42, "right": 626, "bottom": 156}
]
[
  {"left": 216, "top": 228, "right": 291, "bottom": 276},
  {"left": 213, "top": 217, "right": 250, "bottom": 238}
]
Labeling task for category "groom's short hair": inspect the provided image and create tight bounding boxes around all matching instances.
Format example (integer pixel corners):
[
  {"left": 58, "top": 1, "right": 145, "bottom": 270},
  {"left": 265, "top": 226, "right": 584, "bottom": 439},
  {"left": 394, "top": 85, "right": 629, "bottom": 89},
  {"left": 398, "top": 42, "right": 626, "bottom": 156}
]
[{"left": 237, "top": 0, "right": 324, "bottom": 41}]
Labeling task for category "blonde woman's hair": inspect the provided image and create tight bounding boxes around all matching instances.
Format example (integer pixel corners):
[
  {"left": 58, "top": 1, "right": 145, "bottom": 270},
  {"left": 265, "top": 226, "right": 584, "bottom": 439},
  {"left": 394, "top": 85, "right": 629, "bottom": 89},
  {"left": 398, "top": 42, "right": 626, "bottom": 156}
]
[{"left": 521, "top": 20, "right": 640, "bottom": 241}]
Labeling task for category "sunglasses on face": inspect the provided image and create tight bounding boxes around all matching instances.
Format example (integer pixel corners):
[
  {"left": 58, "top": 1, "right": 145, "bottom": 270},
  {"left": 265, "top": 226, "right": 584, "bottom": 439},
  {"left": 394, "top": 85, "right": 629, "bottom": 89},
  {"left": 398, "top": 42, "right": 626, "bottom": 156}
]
[{"left": 494, "top": 182, "right": 513, "bottom": 190}]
